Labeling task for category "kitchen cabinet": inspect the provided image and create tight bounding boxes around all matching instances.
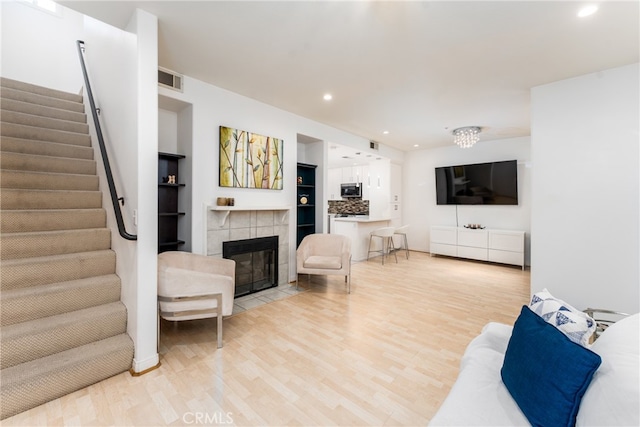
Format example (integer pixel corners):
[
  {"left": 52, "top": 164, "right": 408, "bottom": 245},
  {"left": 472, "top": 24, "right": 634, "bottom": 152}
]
[
  {"left": 328, "top": 167, "right": 342, "bottom": 200},
  {"left": 360, "top": 165, "right": 370, "bottom": 199},
  {"left": 329, "top": 165, "right": 369, "bottom": 200},
  {"left": 342, "top": 165, "right": 364, "bottom": 183},
  {"left": 389, "top": 163, "right": 402, "bottom": 227},
  {"left": 367, "top": 158, "right": 391, "bottom": 218}
]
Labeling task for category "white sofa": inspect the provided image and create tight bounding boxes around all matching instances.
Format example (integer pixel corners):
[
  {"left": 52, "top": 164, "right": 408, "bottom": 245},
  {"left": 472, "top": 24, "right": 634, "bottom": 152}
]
[{"left": 430, "top": 312, "right": 639, "bottom": 426}]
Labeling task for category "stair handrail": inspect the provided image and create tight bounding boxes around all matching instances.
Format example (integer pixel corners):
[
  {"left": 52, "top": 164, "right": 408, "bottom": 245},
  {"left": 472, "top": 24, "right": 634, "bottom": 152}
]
[{"left": 76, "top": 40, "right": 137, "bottom": 241}]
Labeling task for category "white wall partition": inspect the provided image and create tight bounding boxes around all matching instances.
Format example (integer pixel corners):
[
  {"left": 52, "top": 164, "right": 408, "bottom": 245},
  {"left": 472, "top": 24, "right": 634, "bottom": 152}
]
[
  {"left": 83, "top": 16, "right": 138, "bottom": 238},
  {"left": 531, "top": 63, "right": 639, "bottom": 314},
  {"left": 403, "top": 137, "right": 532, "bottom": 264},
  {"left": 75, "top": 9, "right": 160, "bottom": 372}
]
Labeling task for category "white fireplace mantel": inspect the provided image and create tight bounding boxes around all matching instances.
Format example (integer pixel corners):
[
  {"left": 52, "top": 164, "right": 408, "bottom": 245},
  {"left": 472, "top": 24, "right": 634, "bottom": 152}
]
[
  {"left": 208, "top": 205, "right": 291, "bottom": 211},
  {"left": 206, "top": 205, "right": 292, "bottom": 227}
]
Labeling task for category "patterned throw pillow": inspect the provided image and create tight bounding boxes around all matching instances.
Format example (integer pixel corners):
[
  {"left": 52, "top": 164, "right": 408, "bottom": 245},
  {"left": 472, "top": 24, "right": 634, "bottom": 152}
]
[{"left": 529, "top": 289, "right": 596, "bottom": 347}]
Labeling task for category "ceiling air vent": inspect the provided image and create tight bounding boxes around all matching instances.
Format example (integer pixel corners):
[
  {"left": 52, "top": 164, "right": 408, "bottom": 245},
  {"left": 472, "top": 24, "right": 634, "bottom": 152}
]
[
  {"left": 158, "top": 67, "right": 183, "bottom": 92},
  {"left": 369, "top": 141, "right": 379, "bottom": 150}
]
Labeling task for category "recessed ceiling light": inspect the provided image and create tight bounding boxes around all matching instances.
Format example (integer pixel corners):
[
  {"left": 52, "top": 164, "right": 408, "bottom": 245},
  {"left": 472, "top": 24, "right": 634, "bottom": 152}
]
[
  {"left": 414, "top": 144, "right": 419, "bottom": 148},
  {"left": 383, "top": 131, "right": 389, "bottom": 135},
  {"left": 323, "top": 93, "right": 333, "bottom": 101},
  {"left": 577, "top": 5, "right": 598, "bottom": 17}
]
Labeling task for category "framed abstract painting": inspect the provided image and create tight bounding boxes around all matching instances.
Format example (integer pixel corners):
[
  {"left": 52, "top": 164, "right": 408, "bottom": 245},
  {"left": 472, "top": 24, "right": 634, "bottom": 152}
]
[{"left": 219, "top": 126, "right": 284, "bottom": 189}]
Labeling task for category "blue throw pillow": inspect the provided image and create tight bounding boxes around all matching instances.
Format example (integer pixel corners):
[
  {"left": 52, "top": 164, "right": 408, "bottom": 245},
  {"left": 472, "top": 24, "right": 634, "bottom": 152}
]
[{"left": 501, "top": 306, "right": 602, "bottom": 427}]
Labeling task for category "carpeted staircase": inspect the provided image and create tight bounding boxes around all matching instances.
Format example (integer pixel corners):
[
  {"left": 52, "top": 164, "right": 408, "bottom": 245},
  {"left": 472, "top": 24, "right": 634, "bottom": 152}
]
[{"left": 0, "top": 77, "right": 134, "bottom": 419}]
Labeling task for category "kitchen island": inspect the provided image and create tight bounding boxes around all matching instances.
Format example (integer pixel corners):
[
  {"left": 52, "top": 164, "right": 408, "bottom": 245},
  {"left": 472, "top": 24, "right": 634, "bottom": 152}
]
[{"left": 332, "top": 216, "right": 392, "bottom": 261}]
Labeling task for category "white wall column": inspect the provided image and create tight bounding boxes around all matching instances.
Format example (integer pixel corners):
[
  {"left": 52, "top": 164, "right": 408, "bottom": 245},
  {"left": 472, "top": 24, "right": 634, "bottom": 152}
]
[
  {"left": 531, "top": 63, "right": 639, "bottom": 314},
  {"left": 127, "top": 9, "right": 159, "bottom": 373}
]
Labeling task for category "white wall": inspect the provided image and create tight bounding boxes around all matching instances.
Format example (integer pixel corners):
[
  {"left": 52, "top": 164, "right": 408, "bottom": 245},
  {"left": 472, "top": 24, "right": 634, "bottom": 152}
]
[
  {"left": 403, "top": 137, "right": 532, "bottom": 264},
  {"left": 158, "top": 109, "right": 179, "bottom": 152},
  {"left": 83, "top": 16, "right": 138, "bottom": 235},
  {"left": 1, "top": 1, "right": 83, "bottom": 93},
  {"left": 531, "top": 63, "right": 639, "bottom": 314},
  {"left": 176, "top": 106, "right": 194, "bottom": 252}
]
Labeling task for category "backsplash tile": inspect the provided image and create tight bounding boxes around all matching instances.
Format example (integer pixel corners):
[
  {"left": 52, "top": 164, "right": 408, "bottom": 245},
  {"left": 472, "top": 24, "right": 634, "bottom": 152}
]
[{"left": 328, "top": 199, "right": 370, "bottom": 215}]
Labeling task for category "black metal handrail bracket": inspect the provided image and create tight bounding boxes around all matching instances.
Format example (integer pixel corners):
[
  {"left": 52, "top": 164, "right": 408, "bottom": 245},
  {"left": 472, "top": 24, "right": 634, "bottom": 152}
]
[{"left": 76, "top": 40, "right": 137, "bottom": 240}]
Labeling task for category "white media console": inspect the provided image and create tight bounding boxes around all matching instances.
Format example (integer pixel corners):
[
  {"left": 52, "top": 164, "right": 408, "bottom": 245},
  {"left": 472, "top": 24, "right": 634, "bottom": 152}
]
[{"left": 430, "top": 226, "right": 525, "bottom": 270}]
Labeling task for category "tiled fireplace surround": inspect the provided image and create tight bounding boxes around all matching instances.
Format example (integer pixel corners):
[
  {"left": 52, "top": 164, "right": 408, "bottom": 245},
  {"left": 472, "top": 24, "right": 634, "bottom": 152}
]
[{"left": 206, "top": 208, "right": 289, "bottom": 287}]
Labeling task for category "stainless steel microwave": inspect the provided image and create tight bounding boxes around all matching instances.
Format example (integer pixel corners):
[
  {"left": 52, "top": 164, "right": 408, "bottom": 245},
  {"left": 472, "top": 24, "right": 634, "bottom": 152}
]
[{"left": 340, "top": 183, "right": 362, "bottom": 198}]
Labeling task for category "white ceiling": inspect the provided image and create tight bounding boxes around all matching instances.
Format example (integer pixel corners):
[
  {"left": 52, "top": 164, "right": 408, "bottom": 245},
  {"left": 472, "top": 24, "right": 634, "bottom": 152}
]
[{"left": 60, "top": 0, "right": 639, "bottom": 156}]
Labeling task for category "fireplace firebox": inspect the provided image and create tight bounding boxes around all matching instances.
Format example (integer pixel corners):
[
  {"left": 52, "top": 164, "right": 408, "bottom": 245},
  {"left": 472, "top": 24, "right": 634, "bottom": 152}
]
[{"left": 223, "top": 236, "right": 278, "bottom": 297}]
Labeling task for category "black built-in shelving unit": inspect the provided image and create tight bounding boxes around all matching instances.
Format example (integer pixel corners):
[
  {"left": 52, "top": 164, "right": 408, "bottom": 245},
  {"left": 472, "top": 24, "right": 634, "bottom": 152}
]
[{"left": 158, "top": 152, "right": 186, "bottom": 253}]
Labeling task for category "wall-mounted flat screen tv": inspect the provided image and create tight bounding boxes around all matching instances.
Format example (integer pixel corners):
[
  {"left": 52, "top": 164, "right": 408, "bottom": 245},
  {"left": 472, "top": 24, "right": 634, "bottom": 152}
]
[{"left": 435, "top": 160, "right": 518, "bottom": 205}]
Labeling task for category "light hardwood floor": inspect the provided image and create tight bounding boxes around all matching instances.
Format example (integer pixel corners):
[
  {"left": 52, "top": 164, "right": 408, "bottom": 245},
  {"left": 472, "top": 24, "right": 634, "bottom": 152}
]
[{"left": 4, "top": 252, "right": 530, "bottom": 426}]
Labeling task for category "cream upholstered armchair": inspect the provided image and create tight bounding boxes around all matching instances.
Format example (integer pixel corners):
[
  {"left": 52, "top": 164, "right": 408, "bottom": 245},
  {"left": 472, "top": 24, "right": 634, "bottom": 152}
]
[
  {"left": 157, "top": 251, "right": 235, "bottom": 348},
  {"left": 296, "top": 234, "right": 352, "bottom": 293}
]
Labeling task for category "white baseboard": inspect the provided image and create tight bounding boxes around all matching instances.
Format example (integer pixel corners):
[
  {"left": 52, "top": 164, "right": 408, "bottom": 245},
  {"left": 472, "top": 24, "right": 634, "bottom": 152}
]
[{"left": 131, "top": 353, "right": 160, "bottom": 374}]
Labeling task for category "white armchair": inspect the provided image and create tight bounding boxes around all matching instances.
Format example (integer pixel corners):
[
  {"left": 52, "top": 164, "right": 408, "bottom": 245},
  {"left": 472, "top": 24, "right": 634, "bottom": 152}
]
[
  {"left": 296, "top": 234, "right": 352, "bottom": 293},
  {"left": 157, "top": 251, "right": 235, "bottom": 348}
]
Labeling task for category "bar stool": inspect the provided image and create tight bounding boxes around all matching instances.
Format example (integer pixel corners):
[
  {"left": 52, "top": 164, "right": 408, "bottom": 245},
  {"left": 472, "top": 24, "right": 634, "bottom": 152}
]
[
  {"left": 394, "top": 225, "right": 410, "bottom": 259},
  {"left": 367, "top": 226, "right": 397, "bottom": 265}
]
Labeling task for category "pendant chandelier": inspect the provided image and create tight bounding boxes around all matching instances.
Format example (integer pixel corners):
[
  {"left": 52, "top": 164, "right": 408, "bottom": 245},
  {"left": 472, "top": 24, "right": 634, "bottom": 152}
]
[{"left": 452, "top": 126, "right": 481, "bottom": 148}]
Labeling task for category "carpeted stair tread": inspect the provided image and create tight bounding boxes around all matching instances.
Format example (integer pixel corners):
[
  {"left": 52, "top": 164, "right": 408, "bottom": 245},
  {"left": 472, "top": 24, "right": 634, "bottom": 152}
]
[
  {"left": 1, "top": 151, "right": 96, "bottom": 175},
  {"left": 0, "top": 169, "right": 99, "bottom": 191},
  {"left": 1, "top": 97, "right": 86, "bottom": 123},
  {"left": 1, "top": 110, "right": 88, "bottom": 134},
  {"left": 0, "top": 333, "right": 134, "bottom": 420},
  {"left": 0, "top": 77, "right": 133, "bottom": 419},
  {"left": 1, "top": 250, "right": 116, "bottom": 290},
  {"left": 1, "top": 77, "right": 83, "bottom": 103},
  {"left": 1, "top": 302, "right": 128, "bottom": 369},
  {"left": 0, "top": 136, "right": 94, "bottom": 160},
  {"left": 0, "top": 86, "right": 84, "bottom": 114},
  {"left": 1, "top": 228, "right": 111, "bottom": 260},
  {"left": 1, "top": 188, "right": 102, "bottom": 210},
  {"left": 1, "top": 274, "right": 121, "bottom": 326},
  {"left": 1, "top": 208, "right": 106, "bottom": 233},
  {"left": 1, "top": 122, "right": 90, "bottom": 147}
]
